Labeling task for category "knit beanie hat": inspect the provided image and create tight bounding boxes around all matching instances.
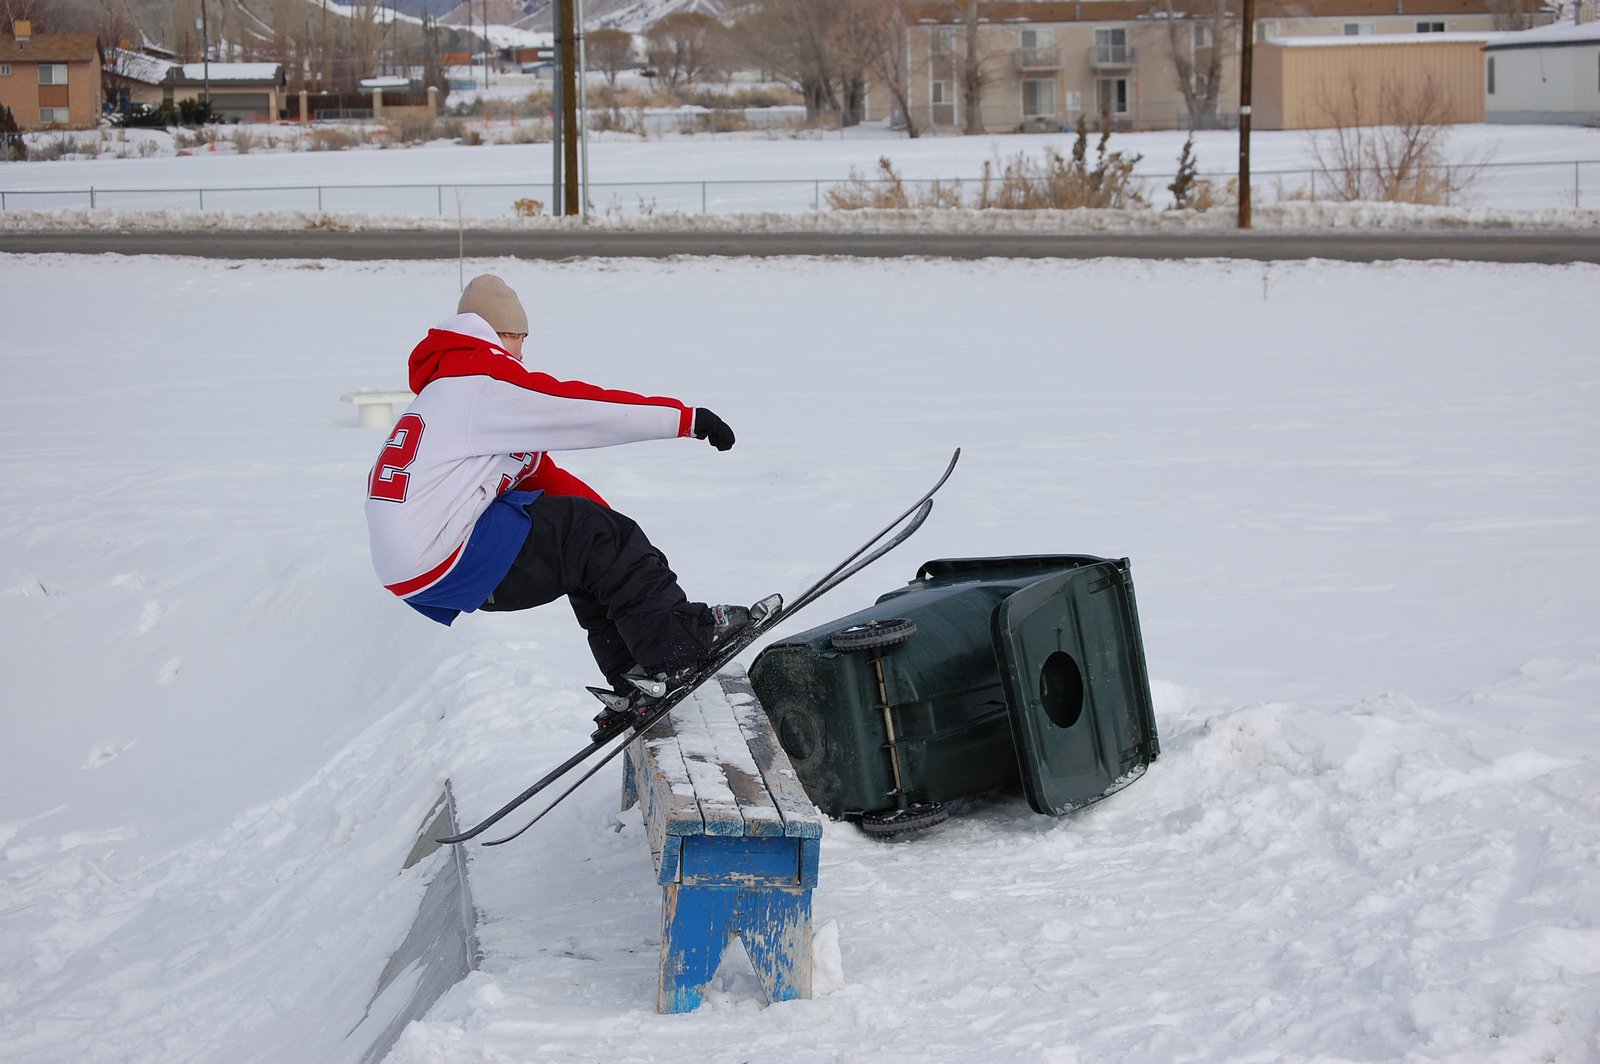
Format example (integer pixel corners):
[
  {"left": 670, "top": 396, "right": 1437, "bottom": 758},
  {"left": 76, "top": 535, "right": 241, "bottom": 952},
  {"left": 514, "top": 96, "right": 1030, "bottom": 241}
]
[{"left": 457, "top": 274, "right": 528, "bottom": 334}]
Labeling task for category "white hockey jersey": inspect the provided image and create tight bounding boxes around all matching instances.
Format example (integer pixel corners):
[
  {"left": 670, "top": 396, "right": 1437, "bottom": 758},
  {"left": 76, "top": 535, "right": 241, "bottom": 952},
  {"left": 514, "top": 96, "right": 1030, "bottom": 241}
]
[{"left": 364, "top": 313, "right": 693, "bottom": 600}]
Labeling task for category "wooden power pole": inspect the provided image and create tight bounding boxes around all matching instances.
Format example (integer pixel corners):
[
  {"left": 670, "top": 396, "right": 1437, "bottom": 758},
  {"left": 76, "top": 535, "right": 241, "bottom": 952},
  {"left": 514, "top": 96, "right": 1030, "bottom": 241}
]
[
  {"left": 1237, "top": 0, "right": 1254, "bottom": 229},
  {"left": 559, "top": 0, "right": 580, "bottom": 216}
]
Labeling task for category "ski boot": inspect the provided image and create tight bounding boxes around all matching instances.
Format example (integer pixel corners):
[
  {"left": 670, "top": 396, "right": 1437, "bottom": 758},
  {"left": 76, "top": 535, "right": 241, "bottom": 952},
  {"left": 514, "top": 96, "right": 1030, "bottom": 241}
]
[{"left": 619, "top": 600, "right": 772, "bottom": 701}]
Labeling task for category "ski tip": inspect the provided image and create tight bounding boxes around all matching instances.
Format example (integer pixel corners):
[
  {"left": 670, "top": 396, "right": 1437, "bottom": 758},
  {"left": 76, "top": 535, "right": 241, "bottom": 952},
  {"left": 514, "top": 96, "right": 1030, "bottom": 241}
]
[{"left": 753, "top": 592, "right": 782, "bottom": 620}]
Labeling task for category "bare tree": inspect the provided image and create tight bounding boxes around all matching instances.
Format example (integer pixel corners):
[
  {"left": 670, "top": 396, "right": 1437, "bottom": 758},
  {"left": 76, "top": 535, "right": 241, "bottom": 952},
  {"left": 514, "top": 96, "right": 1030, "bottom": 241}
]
[
  {"left": 957, "top": 0, "right": 988, "bottom": 134},
  {"left": 838, "top": 0, "right": 918, "bottom": 136},
  {"left": 644, "top": 11, "right": 725, "bottom": 90},
  {"left": 2, "top": 0, "right": 52, "bottom": 32},
  {"left": 587, "top": 26, "right": 634, "bottom": 88},
  {"left": 918, "top": 0, "right": 1000, "bottom": 134},
  {"left": 93, "top": 1, "right": 146, "bottom": 108},
  {"left": 1487, "top": 0, "right": 1535, "bottom": 30},
  {"left": 729, "top": 0, "right": 860, "bottom": 124},
  {"left": 1308, "top": 71, "right": 1482, "bottom": 204},
  {"left": 1154, "top": 0, "right": 1236, "bottom": 129}
]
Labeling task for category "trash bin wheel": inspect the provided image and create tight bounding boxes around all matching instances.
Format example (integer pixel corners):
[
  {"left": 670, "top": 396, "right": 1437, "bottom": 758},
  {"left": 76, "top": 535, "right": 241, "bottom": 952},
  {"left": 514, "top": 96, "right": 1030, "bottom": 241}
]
[
  {"left": 859, "top": 801, "right": 948, "bottom": 838},
  {"left": 830, "top": 618, "right": 917, "bottom": 652}
]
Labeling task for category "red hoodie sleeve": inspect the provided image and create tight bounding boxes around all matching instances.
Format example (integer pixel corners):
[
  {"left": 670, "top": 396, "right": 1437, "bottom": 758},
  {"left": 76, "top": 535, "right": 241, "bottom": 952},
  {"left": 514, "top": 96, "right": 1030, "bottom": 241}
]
[{"left": 516, "top": 455, "right": 609, "bottom": 508}]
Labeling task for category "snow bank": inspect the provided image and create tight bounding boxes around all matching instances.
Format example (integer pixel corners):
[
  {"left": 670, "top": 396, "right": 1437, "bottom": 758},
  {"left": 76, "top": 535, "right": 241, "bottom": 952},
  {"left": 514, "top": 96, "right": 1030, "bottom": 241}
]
[
  {"left": 2, "top": 253, "right": 1596, "bottom": 1064},
  {"left": 4, "top": 201, "right": 1597, "bottom": 233}
]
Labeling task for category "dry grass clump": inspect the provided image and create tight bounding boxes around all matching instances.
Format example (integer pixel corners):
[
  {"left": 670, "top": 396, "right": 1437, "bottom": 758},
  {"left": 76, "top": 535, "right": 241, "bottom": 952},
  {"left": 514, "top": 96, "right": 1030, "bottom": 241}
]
[
  {"left": 976, "top": 121, "right": 1148, "bottom": 210},
  {"left": 826, "top": 157, "right": 964, "bottom": 210},
  {"left": 829, "top": 121, "right": 1151, "bottom": 213}
]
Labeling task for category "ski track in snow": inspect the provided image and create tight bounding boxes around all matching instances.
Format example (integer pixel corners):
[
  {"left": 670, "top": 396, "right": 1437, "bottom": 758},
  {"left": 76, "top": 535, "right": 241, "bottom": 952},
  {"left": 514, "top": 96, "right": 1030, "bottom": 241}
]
[{"left": 0, "top": 249, "right": 1596, "bottom": 1063}]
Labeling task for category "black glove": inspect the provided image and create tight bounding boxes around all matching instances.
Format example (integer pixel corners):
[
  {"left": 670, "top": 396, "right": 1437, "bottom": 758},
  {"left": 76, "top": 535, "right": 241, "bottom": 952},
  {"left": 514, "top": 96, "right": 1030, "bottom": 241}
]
[{"left": 692, "top": 408, "right": 735, "bottom": 452}]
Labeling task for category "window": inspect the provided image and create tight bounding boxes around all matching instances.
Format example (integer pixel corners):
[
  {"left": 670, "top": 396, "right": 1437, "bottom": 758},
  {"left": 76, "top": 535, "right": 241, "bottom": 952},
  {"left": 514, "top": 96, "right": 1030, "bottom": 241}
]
[
  {"left": 1193, "top": 22, "right": 1214, "bottom": 50},
  {"left": 1342, "top": 22, "right": 1374, "bottom": 36},
  {"left": 1, "top": 63, "right": 11, "bottom": 76},
  {"left": 1096, "top": 77, "right": 1129, "bottom": 115},
  {"left": 1487, "top": 56, "right": 1496, "bottom": 95},
  {"left": 932, "top": 28, "right": 955, "bottom": 55},
  {"left": 1019, "top": 27, "right": 1056, "bottom": 68},
  {"left": 1023, "top": 78, "right": 1056, "bottom": 119},
  {"left": 1095, "top": 27, "right": 1131, "bottom": 65},
  {"left": 1096, "top": 28, "right": 1127, "bottom": 46},
  {"left": 40, "top": 107, "right": 70, "bottom": 125},
  {"left": 1416, "top": 21, "right": 1446, "bottom": 32},
  {"left": 931, "top": 80, "right": 952, "bottom": 105},
  {"left": 39, "top": 63, "right": 69, "bottom": 85}
]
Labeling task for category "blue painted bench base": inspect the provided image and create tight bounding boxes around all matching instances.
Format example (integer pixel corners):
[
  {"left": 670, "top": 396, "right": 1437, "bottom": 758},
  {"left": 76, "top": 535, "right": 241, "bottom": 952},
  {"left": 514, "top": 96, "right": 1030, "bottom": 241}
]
[{"left": 622, "top": 667, "right": 823, "bottom": 1014}]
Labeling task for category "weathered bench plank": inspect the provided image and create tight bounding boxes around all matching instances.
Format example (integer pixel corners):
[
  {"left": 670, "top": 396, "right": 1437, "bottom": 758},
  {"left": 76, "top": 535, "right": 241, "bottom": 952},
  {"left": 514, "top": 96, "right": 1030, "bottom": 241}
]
[{"left": 621, "top": 666, "right": 822, "bottom": 1013}]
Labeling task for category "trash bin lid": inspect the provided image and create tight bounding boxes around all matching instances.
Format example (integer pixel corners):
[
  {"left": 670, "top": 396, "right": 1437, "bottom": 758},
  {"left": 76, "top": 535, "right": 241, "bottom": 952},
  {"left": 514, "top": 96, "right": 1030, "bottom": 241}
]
[{"left": 992, "top": 560, "right": 1158, "bottom": 816}]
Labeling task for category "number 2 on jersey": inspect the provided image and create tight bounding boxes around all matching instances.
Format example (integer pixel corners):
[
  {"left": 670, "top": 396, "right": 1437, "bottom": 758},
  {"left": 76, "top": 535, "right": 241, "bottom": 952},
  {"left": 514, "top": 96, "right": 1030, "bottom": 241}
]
[{"left": 368, "top": 413, "right": 424, "bottom": 503}]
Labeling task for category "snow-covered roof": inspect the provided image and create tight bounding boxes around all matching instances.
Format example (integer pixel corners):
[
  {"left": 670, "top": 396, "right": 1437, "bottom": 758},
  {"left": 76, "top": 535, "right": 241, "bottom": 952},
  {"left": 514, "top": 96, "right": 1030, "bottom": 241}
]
[
  {"left": 177, "top": 62, "right": 282, "bottom": 82},
  {"left": 1484, "top": 17, "right": 1600, "bottom": 49},
  {"left": 1269, "top": 32, "right": 1504, "bottom": 47},
  {"left": 109, "top": 47, "right": 173, "bottom": 84},
  {"left": 484, "top": 26, "right": 553, "bottom": 48},
  {"left": 360, "top": 76, "right": 413, "bottom": 90}
]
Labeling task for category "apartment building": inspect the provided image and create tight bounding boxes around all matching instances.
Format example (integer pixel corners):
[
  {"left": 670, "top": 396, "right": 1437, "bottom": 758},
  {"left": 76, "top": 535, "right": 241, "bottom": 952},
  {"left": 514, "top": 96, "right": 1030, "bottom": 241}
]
[{"left": 875, "top": 0, "right": 1547, "bottom": 133}]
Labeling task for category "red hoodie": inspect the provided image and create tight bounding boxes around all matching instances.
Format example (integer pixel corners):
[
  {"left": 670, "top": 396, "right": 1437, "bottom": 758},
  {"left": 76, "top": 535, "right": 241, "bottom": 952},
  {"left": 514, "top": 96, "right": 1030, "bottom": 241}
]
[{"left": 365, "top": 313, "right": 694, "bottom": 613}]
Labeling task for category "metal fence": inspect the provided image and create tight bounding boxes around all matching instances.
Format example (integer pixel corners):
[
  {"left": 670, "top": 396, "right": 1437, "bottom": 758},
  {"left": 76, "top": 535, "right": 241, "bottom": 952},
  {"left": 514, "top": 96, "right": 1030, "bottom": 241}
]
[{"left": 1, "top": 159, "right": 1594, "bottom": 217}]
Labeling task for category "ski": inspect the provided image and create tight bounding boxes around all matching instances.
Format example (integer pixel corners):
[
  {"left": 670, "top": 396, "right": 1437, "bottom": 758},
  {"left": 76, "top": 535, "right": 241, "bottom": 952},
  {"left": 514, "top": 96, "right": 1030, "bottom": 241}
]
[
  {"left": 480, "top": 498, "right": 937, "bottom": 847},
  {"left": 438, "top": 447, "right": 960, "bottom": 847}
]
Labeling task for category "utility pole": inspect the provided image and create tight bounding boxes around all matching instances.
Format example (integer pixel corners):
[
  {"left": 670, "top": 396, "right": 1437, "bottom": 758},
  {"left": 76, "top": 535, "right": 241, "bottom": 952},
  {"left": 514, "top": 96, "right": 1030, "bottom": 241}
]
[
  {"left": 1237, "top": 0, "right": 1254, "bottom": 229},
  {"left": 200, "top": 0, "right": 211, "bottom": 107},
  {"left": 576, "top": 0, "right": 589, "bottom": 219},
  {"left": 558, "top": 0, "right": 579, "bottom": 216},
  {"left": 551, "top": 0, "right": 564, "bottom": 214}
]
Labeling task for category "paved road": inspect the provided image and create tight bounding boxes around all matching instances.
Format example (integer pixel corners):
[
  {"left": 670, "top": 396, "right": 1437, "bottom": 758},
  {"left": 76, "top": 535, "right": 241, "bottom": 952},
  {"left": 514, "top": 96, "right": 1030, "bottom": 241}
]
[{"left": 1, "top": 228, "right": 1595, "bottom": 263}]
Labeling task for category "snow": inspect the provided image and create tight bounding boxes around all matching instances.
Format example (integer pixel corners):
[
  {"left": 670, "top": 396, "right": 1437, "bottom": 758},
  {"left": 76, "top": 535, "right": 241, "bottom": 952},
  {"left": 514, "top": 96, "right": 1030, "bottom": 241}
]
[
  {"left": 1489, "top": 18, "right": 1600, "bottom": 45},
  {"left": 1273, "top": 32, "right": 1505, "bottom": 46},
  {"left": 109, "top": 48, "right": 173, "bottom": 85},
  {"left": 3, "top": 122, "right": 1598, "bottom": 222},
  {"left": 1, "top": 126, "right": 1599, "bottom": 1064},
  {"left": 177, "top": 62, "right": 284, "bottom": 81}
]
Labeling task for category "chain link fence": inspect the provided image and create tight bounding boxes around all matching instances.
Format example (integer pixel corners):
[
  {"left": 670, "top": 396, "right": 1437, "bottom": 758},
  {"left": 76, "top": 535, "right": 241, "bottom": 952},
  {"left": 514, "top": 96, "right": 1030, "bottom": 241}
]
[{"left": 1, "top": 159, "right": 1594, "bottom": 216}]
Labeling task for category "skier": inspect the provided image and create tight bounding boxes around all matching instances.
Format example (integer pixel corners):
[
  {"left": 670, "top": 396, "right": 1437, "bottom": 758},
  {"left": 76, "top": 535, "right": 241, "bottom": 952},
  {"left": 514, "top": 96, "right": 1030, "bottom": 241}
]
[{"left": 363, "top": 273, "right": 756, "bottom": 735}]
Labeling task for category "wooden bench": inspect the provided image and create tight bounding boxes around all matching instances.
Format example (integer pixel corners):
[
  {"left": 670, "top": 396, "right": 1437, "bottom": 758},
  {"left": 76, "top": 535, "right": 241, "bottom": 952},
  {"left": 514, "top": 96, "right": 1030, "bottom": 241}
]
[
  {"left": 341, "top": 389, "right": 415, "bottom": 429},
  {"left": 621, "top": 666, "right": 823, "bottom": 1014}
]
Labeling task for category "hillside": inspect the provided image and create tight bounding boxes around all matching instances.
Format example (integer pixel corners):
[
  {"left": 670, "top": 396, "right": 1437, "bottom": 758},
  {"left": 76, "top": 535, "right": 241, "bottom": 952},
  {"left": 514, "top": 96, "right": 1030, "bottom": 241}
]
[{"left": 110, "top": 0, "right": 726, "bottom": 50}]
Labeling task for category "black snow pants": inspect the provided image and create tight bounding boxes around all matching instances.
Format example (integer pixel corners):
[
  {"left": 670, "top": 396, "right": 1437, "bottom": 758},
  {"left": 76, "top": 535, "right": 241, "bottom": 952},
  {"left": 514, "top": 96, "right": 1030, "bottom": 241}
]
[{"left": 478, "top": 495, "right": 713, "bottom": 688}]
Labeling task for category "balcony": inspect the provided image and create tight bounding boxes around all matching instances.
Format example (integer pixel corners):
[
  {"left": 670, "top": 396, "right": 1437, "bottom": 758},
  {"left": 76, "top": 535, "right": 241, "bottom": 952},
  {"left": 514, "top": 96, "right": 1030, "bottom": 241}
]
[
  {"left": 1014, "top": 46, "right": 1061, "bottom": 71},
  {"left": 1088, "top": 44, "right": 1138, "bottom": 69}
]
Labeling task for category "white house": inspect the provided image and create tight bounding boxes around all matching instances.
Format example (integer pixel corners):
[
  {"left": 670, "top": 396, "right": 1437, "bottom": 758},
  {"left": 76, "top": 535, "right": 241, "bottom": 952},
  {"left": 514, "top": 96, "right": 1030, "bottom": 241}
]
[{"left": 1483, "top": 15, "right": 1600, "bottom": 125}]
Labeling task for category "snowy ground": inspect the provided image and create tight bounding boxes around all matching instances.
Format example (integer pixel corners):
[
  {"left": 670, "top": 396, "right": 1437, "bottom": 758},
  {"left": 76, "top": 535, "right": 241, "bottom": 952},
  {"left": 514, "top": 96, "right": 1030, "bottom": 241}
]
[
  {"left": 1, "top": 249, "right": 1597, "bottom": 1063},
  {"left": 2, "top": 120, "right": 1598, "bottom": 223}
]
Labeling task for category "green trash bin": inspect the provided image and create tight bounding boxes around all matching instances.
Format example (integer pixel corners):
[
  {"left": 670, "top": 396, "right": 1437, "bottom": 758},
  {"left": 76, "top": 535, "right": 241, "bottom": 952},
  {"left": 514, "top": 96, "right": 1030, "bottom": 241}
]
[{"left": 748, "top": 555, "right": 1160, "bottom": 837}]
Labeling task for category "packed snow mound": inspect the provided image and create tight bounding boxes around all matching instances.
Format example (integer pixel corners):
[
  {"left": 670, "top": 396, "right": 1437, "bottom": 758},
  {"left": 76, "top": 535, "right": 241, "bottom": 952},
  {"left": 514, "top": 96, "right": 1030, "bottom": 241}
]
[
  {"left": 4, "top": 202, "right": 1598, "bottom": 232},
  {"left": 2, "top": 253, "right": 1595, "bottom": 1064}
]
